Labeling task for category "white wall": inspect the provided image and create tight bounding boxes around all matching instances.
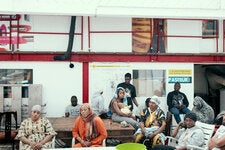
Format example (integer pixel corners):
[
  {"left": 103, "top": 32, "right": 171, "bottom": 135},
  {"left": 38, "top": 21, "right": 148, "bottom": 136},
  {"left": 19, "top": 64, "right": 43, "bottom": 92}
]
[
  {"left": 0, "top": 61, "right": 82, "bottom": 117},
  {"left": 0, "top": 61, "right": 194, "bottom": 117},
  {"left": 1, "top": 15, "right": 222, "bottom": 53},
  {"left": 89, "top": 62, "right": 194, "bottom": 115},
  {"left": 167, "top": 20, "right": 217, "bottom": 53}
]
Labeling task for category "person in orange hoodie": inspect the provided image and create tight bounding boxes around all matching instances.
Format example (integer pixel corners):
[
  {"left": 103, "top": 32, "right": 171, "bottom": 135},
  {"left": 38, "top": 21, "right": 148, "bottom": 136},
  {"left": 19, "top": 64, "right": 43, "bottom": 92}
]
[{"left": 72, "top": 103, "right": 107, "bottom": 147}]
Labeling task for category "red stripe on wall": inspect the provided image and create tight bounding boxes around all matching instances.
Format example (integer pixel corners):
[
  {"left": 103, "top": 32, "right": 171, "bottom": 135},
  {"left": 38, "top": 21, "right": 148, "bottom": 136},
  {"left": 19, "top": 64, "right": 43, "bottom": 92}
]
[
  {"left": 83, "top": 62, "right": 89, "bottom": 103},
  {"left": 0, "top": 52, "right": 225, "bottom": 62}
]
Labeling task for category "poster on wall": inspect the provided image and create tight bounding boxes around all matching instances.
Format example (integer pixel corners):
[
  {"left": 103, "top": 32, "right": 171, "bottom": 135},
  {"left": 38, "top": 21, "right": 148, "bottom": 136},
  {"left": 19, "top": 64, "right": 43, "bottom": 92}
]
[
  {"left": 202, "top": 20, "right": 217, "bottom": 38},
  {"left": 0, "top": 69, "right": 33, "bottom": 84},
  {"left": 89, "top": 63, "right": 167, "bottom": 110},
  {"left": 168, "top": 69, "right": 192, "bottom": 84},
  {"left": 133, "top": 70, "right": 166, "bottom": 97}
]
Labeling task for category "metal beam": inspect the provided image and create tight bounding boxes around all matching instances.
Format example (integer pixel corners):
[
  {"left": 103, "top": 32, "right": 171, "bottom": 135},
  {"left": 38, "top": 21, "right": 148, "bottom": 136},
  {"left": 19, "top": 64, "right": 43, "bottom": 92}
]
[{"left": 0, "top": 52, "right": 225, "bottom": 63}]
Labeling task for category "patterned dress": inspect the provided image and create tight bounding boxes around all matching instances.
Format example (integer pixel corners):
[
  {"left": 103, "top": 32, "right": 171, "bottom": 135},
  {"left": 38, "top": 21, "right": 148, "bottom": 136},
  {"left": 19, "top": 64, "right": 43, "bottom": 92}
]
[
  {"left": 16, "top": 117, "right": 57, "bottom": 150},
  {"left": 135, "top": 107, "right": 166, "bottom": 148}
]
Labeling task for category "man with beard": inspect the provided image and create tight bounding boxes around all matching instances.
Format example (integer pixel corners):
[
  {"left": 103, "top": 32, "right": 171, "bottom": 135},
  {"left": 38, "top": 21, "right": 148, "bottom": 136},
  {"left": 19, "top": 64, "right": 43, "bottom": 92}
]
[{"left": 208, "top": 113, "right": 225, "bottom": 150}]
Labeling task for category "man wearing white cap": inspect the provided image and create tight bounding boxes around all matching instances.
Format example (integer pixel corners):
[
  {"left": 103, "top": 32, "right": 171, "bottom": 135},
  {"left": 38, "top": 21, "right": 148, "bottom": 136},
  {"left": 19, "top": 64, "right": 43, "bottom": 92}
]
[
  {"left": 135, "top": 95, "right": 166, "bottom": 149},
  {"left": 16, "top": 105, "right": 57, "bottom": 150}
]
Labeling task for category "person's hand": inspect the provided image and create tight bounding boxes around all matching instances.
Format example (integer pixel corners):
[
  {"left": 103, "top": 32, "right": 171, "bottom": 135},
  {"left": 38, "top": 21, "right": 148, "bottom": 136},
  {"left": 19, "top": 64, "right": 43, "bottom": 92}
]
[
  {"left": 34, "top": 142, "right": 43, "bottom": 150},
  {"left": 141, "top": 128, "right": 146, "bottom": 135},
  {"left": 174, "top": 104, "right": 181, "bottom": 109},
  {"left": 81, "top": 140, "right": 91, "bottom": 147},
  {"left": 30, "top": 142, "right": 36, "bottom": 149},
  {"left": 130, "top": 114, "right": 136, "bottom": 120},
  {"left": 178, "top": 121, "right": 184, "bottom": 126},
  {"left": 83, "top": 141, "right": 91, "bottom": 147},
  {"left": 180, "top": 105, "right": 186, "bottom": 109},
  {"left": 148, "top": 133, "right": 155, "bottom": 139}
]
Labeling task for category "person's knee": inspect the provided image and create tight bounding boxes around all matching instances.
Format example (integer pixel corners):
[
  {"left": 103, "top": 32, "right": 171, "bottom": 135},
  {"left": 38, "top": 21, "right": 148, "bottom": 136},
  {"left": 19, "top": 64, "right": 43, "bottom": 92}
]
[{"left": 170, "top": 108, "right": 179, "bottom": 115}]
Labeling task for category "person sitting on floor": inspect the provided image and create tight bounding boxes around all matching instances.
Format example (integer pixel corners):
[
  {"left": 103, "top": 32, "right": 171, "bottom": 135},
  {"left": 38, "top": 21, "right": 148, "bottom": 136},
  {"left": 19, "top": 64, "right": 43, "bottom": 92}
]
[
  {"left": 72, "top": 103, "right": 107, "bottom": 148},
  {"left": 152, "top": 112, "right": 204, "bottom": 150},
  {"left": 208, "top": 112, "right": 225, "bottom": 150}
]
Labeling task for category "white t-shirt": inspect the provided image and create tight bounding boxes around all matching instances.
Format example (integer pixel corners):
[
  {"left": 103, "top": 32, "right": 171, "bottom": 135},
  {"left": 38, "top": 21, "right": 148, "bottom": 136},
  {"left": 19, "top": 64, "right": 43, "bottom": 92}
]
[{"left": 65, "top": 104, "right": 80, "bottom": 117}]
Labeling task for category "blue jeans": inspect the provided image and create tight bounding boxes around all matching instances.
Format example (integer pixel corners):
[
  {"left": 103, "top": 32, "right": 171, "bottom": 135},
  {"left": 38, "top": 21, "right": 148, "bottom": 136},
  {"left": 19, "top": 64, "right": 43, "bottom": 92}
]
[{"left": 169, "top": 107, "right": 190, "bottom": 124}]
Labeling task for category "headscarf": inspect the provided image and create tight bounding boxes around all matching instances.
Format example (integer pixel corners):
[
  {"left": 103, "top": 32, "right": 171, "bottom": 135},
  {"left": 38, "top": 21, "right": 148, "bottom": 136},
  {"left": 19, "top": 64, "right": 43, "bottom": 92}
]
[
  {"left": 91, "top": 87, "right": 104, "bottom": 99},
  {"left": 184, "top": 112, "right": 197, "bottom": 122},
  {"left": 192, "top": 96, "right": 215, "bottom": 123},
  {"left": 150, "top": 95, "right": 160, "bottom": 106},
  {"left": 79, "top": 103, "right": 98, "bottom": 140},
  {"left": 108, "top": 87, "right": 127, "bottom": 115},
  {"left": 31, "top": 105, "right": 42, "bottom": 112}
]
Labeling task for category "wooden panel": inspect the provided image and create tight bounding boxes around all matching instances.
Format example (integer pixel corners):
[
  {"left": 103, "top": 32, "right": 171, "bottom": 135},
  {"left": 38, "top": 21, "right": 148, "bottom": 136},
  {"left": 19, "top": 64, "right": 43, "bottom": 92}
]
[
  {"left": 48, "top": 117, "right": 135, "bottom": 147},
  {"left": 0, "top": 84, "right": 42, "bottom": 124},
  {"left": 0, "top": 86, "right": 3, "bottom": 112},
  {"left": 11, "top": 86, "right": 22, "bottom": 123},
  {"left": 28, "top": 84, "right": 42, "bottom": 114}
]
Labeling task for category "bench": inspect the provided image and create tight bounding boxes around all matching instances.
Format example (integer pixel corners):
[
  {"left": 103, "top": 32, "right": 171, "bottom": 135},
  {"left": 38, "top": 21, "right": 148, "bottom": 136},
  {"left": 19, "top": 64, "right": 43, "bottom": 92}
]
[{"left": 48, "top": 118, "right": 135, "bottom": 147}]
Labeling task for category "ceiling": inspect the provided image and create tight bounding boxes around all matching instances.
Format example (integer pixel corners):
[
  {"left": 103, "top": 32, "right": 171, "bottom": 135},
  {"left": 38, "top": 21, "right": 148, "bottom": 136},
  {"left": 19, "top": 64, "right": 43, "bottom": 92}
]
[{"left": 1, "top": 0, "right": 225, "bottom": 19}]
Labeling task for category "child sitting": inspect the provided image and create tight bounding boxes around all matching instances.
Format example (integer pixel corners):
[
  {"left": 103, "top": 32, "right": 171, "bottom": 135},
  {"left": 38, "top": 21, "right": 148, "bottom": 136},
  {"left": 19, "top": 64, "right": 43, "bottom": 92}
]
[
  {"left": 134, "top": 119, "right": 166, "bottom": 145},
  {"left": 134, "top": 119, "right": 162, "bottom": 137}
]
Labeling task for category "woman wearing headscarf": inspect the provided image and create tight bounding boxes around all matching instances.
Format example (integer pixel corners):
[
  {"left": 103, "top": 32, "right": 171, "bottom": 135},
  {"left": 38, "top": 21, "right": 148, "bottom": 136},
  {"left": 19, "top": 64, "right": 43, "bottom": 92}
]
[
  {"left": 91, "top": 87, "right": 108, "bottom": 119},
  {"left": 72, "top": 103, "right": 107, "bottom": 147},
  {"left": 110, "top": 87, "right": 139, "bottom": 130},
  {"left": 135, "top": 95, "right": 166, "bottom": 149},
  {"left": 16, "top": 105, "right": 57, "bottom": 150},
  {"left": 192, "top": 96, "right": 215, "bottom": 124}
]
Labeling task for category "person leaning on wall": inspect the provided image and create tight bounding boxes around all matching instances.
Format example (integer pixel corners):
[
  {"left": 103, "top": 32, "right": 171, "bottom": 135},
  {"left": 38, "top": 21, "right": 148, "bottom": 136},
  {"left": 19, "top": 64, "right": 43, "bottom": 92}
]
[{"left": 16, "top": 105, "right": 57, "bottom": 150}]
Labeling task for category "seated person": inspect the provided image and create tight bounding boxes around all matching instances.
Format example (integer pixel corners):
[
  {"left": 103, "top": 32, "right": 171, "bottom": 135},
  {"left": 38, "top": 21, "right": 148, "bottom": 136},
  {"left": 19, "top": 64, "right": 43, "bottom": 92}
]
[
  {"left": 110, "top": 87, "right": 139, "bottom": 130},
  {"left": 91, "top": 88, "right": 109, "bottom": 119},
  {"left": 152, "top": 112, "right": 205, "bottom": 150},
  {"left": 208, "top": 113, "right": 225, "bottom": 150},
  {"left": 65, "top": 95, "right": 81, "bottom": 118},
  {"left": 16, "top": 105, "right": 57, "bottom": 150},
  {"left": 135, "top": 96, "right": 166, "bottom": 149},
  {"left": 167, "top": 82, "right": 190, "bottom": 124},
  {"left": 214, "top": 111, "right": 225, "bottom": 125},
  {"left": 192, "top": 96, "right": 215, "bottom": 124},
  {"left": 134, "top": 119, "right": 165, "bottom": 144},
  {"left": 72, "top": 103, "right": 107, "bottom": 148}
]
